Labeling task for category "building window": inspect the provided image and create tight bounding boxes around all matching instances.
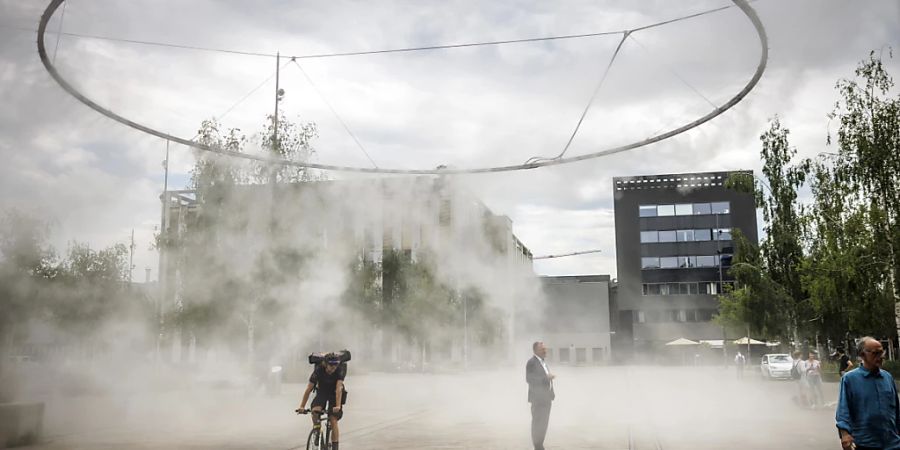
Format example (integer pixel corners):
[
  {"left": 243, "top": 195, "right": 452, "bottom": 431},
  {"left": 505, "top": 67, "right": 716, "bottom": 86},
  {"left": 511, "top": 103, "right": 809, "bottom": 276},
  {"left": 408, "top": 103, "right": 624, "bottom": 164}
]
[
  {"left": 720, "top": 253, "right": 733, "bottom": 267},
  {"left": 640, "top": 202, "right": 731, "bottom": 218},
  {"left": 666, "top": 283, "right": 682, "bottom": 295},
  {"left": 697, "top": 309, "right": 715, "bottom": 321},
  {"left": 642, "top": 257, "right": 660, "bottom": 269},
  {"left": 658, "top": 230, "right": 677, "bottom": 242},
  {"left": 660, "top": 257, "right": 679, "bottom": 269},
  {"left": 678, "top": 256, "right": 696, "bottom": 268},
  {"left": 592, "top": 347, "right": 604, "bottom": 363},
  {"left": 576, "top": 348, "right": 586, "bottom": 364},
  {"left": 657, "top": 204, "right": 676, "bottom": 216},
  {"left": 711, "top": 201, "right": 731, "bottom": 214},
  {"left": 676, "top": 229, "right": 695, "bottom": 242},
  {"left": 640, "top": 231, "right": 659, "bottom": 243},
  {"left": 714, "top": 228, "right": 732, "bottom": 241},
  {"left": 639, "top": 205, "right": 657, "bottom": 217},
  {"left": 642, "top": 282, "right": 723, "bottom": 296},
  {"left": 697, "top": 255, "right": 718, "bottom": 267},
  {"left": 643, "top": 254, "right": 728, "bottom": 270},
  {"left": 675, "top": 204, "right": 693, "bottom": 216},
  {"left": 640, "top": 228, "right": 722, "bottom": 244},
  {"left": 635, "top": 311, "right": 646, "bottom": 323},
  {"left": 677, "top": 310, "right": 687, "bottom": 322},
  {"left": 694, "top": 229, "right": 712, "bottom": 241},
  {"left": 693, "top": 203, "right": 712, "bottom": 215}
]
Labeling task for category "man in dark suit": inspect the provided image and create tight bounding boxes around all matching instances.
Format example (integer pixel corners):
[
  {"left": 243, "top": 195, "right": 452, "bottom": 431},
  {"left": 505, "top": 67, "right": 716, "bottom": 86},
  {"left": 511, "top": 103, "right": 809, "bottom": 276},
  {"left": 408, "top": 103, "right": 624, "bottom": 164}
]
[{"left": 526, "top": 341, "right": 555, "bottom": 450}]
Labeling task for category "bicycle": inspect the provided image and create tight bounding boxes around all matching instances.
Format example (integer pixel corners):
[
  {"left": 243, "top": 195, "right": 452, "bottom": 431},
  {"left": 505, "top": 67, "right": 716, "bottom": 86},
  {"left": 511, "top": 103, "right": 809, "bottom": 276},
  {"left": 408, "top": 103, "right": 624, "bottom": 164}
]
[{"left": 295, "top": 408, "right": 340, "bottom": 450}]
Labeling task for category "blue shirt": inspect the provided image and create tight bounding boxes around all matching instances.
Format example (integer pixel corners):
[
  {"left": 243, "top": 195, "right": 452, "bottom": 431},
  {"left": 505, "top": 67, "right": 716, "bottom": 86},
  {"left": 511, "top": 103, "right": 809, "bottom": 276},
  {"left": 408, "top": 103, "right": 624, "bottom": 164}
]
[{"left": 836, "top": 366, "right": 900, "bottom": 449}]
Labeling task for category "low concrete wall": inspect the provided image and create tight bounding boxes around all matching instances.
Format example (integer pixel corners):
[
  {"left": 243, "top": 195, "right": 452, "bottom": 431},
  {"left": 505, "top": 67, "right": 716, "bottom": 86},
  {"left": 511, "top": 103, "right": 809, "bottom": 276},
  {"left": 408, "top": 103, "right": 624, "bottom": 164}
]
[{"left": 0, "top": 402, "right": 44, "bottom": 448}]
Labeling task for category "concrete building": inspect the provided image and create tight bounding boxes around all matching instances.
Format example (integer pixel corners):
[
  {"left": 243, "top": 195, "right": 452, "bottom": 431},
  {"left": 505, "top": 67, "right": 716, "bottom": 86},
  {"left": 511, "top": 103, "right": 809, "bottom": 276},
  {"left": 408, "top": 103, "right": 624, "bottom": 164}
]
[
  {"left": 611, "top": 171, "right": 758, "bottom": 360},
  {"left": 535, "top": 275, "right": 613, "bottom": 365},
  {"left": 157, "top": 176, "right": 536, "bottom": 368}
]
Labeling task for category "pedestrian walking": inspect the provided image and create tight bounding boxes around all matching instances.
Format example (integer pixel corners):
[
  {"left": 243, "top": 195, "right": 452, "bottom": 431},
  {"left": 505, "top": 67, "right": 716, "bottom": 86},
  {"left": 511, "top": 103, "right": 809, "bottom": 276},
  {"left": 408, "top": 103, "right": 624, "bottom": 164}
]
[
  {"left": 734, "top": 351, "right": 746, "bottom": 379},
  {"left": 526, "top": 341, "right": 555, "bottom": 450},
  {"left": 835, "top": 337, "right": 900, "bottom": 450},
  {"left": 806, "top": 351, "right": 824, "bottom": 409},
  {"left": 791, "top": 351, "right": 808, "bottom": 407},
  {"left": 837, "top": 348, "right": 855, "bottom": 376}
]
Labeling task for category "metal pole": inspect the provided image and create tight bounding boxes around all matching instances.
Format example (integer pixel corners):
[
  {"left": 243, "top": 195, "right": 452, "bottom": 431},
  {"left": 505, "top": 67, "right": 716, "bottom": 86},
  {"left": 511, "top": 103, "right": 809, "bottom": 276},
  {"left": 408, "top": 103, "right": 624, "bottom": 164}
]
[
  {"left": 273, "top": 53, "right": 280, "bottom": 157},
  {"left": 717, "top": 214, "right": 727, "bottom": 366},
  {"left": 463, "top": 291, "right": 468, "bottom": 370},
  {"left": 129, "top": 228, "right": 135, "bottom": 284},
  {"left": 157, "top": 140, "right": 170, "bottom": 364},
  {"left": 747, "top": 323, "right": 751, "bottom": 358}
]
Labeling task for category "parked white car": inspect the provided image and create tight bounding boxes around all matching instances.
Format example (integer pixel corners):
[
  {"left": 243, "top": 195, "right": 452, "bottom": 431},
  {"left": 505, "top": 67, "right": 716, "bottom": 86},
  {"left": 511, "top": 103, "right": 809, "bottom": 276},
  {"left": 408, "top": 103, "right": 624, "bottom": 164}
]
[{"left": 760, "top": 353, "right": 793, "bottom": 379}]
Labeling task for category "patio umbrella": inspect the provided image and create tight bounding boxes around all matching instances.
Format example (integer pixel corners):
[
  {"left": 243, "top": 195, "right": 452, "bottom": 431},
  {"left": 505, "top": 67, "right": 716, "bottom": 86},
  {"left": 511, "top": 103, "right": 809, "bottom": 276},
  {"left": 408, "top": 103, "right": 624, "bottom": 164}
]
[
  {"left": 699, "top": 339, "right": 724, "bottom": 348},
  {"left": 732, "top": 337, "right": 766, "bottom": 345},
  {"left": 665, "top": 337, "right": 700, "bottom": 346},
  {"left": 665, "top": 338, "right": 699, "bottom": 365}
]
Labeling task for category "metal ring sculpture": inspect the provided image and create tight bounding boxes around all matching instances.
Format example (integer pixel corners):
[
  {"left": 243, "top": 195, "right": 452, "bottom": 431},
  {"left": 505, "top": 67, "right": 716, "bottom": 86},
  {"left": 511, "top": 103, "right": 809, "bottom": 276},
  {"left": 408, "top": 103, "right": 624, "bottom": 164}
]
[{"left": 37, "top": 0, "right": 767, "bottom": 175}]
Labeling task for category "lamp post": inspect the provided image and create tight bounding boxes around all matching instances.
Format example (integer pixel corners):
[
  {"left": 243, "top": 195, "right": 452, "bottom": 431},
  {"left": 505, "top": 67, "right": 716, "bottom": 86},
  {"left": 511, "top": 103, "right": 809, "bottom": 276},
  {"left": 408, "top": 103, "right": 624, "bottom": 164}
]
[{"left": 717, "top": 215, "right": 727, "bottom": 366}]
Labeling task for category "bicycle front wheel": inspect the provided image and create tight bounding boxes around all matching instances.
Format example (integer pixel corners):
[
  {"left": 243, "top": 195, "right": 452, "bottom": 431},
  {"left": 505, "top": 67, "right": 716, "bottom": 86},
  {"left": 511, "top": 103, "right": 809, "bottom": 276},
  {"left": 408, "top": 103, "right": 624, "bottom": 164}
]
[{"left": 306, "top": 428, "right": 323, "bottom": 450}]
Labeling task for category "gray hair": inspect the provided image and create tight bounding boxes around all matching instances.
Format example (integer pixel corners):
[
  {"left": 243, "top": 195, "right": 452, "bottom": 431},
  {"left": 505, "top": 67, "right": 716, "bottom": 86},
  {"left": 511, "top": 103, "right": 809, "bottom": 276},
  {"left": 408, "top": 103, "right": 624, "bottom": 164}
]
[{"left": 857, "top": 336, "right": 877, "bottom": 354}]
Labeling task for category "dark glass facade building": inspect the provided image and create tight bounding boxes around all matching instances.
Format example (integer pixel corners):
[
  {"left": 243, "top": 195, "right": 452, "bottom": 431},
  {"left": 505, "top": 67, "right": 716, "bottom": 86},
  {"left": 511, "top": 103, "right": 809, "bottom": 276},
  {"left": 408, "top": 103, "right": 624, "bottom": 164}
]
[{"left": 611, "top": 171, "right": 758, "bottom": 359}]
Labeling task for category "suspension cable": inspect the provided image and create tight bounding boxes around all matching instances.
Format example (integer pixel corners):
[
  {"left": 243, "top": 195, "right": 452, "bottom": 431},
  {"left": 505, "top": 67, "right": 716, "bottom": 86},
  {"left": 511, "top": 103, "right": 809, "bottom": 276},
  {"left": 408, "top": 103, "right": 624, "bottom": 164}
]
[
  {"left": 290, "top": 59, "right": 378, "bottom": 168},
  {"left": 533, "top": 249, "right": 604, "bottom": 260}
]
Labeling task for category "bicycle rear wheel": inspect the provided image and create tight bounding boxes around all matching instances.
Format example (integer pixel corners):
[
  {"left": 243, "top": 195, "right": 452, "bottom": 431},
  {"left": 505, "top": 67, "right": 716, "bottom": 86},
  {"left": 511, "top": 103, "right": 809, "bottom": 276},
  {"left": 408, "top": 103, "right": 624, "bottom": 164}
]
[{"left": 306, "top": 428, "right": 323, "bottom": 450}]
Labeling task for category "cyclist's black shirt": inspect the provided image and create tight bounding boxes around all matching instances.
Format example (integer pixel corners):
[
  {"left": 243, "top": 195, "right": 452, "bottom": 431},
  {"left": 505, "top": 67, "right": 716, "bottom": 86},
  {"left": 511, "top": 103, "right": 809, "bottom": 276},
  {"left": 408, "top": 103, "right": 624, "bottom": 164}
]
[{"left": 309, "top": 364, "right": 346, "bottom": 396}]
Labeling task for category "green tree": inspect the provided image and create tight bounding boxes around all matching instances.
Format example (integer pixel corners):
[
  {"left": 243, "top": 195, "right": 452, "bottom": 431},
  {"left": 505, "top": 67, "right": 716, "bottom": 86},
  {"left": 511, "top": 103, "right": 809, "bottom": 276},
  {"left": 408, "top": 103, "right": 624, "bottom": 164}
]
[
  {"left": 723, "top": 120, "right": 810, "bottom": 341},
  {"left": 826, "top": 50, "right": 900, "bottom": 340},
  {"left": 716, "top": 230, "right": 793, "bottom": 341},
  {"left": 256, "top": 112, "right": 322, "bottom": 184},
  {"left": 165, "top": 113, "right": 323, "bottom": 366},
  {"left": 0, "top": 210, "right": 55, "bottom": 372},
  {"left": 48, "top": 242, "right": 130, "bottom": 341}
]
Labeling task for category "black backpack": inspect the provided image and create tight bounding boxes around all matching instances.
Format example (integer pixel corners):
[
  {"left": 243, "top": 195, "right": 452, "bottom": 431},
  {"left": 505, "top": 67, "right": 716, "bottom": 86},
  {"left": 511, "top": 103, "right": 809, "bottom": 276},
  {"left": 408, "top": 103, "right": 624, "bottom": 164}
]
[{"left": 790, "top": 361, "right": 801, "bottom": 380}]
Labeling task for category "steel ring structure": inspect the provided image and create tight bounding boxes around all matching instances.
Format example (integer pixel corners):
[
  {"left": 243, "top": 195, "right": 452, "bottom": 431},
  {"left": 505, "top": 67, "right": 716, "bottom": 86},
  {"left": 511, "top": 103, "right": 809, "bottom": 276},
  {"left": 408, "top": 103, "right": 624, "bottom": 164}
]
[{"left": 37, "top": 0, "right": 767, "bottom": 175}]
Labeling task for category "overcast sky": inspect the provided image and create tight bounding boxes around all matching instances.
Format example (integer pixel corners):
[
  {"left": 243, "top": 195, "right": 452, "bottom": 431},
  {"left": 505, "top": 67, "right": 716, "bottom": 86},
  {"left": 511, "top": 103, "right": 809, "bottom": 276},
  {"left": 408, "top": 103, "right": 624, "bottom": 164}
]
[{"left": 0, "top": 0, "right": 898, "bottom": 281}]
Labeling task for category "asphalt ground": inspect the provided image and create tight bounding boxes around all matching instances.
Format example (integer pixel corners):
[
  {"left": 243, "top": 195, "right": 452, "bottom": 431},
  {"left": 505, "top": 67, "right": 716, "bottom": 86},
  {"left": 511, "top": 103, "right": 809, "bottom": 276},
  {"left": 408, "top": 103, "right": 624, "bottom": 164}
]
[{"left": 22, "top": 366, "right": 840, "bottom": 449}]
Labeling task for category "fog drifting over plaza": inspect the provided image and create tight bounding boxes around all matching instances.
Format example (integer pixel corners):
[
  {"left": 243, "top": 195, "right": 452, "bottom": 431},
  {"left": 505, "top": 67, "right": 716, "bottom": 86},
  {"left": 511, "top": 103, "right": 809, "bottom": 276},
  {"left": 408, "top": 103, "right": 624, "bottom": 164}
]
[{"left": 0, "top": 1, "right": 898, "bottom": 448}]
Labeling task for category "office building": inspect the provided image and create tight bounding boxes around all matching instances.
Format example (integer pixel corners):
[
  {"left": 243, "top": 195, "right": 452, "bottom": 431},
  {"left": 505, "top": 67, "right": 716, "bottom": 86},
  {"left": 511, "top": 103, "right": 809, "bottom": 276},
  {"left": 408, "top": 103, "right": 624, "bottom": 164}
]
[{"left": 611, "top": 171, "right": 758, "bottom": 359}]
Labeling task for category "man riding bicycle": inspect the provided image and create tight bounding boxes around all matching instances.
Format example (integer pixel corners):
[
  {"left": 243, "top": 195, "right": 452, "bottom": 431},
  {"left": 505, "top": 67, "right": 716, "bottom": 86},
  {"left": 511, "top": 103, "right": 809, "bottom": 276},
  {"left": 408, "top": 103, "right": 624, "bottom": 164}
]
[{"left": 297, "top": 352, "right": 347, "bottom": 450}]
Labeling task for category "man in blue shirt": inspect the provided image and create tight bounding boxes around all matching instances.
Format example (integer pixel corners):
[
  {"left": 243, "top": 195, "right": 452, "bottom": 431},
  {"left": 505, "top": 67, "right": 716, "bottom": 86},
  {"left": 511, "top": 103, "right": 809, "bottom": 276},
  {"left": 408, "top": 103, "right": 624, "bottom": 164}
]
[{"left": 836, "top": 337, "right": 900, "bottom": 450}]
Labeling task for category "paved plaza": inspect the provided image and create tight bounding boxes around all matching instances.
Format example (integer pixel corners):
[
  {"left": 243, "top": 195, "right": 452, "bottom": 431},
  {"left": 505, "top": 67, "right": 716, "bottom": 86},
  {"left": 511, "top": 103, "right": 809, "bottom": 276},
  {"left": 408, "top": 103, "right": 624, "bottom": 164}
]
[{"left": 24, "top": 366, "right": 839, "bottom": 449}]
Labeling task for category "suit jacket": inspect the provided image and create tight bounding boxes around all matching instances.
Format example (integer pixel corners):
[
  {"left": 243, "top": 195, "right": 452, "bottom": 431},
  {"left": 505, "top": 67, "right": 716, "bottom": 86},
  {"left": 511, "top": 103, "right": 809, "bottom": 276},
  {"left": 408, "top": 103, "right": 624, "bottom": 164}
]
[{"left": 526, "top": 355, "right": 555, "bottom": 404}]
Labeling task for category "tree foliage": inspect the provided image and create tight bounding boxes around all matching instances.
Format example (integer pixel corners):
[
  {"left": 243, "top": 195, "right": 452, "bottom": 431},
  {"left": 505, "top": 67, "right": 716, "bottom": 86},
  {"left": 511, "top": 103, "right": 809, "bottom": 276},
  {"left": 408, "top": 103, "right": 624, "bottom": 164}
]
[
  {"left": 0, "top": 209, "right": 146, "bottom": 374},
  {"left": 720, "top": 50, "right": 900, "bottom": 347}
]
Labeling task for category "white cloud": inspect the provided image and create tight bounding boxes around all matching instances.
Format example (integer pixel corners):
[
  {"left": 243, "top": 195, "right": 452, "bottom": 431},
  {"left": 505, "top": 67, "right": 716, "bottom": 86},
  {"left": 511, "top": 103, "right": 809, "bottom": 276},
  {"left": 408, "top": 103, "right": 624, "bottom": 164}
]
[{"left": 0, "top": 0, "right": 898, "bottom": 279}]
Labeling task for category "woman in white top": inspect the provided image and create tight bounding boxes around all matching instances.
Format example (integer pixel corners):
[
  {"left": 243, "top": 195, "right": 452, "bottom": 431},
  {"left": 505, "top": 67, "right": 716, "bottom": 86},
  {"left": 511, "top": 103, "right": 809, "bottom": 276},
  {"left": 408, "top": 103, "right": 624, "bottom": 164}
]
[
  {"left": 806, "top": 352, "right": 823, "bottom": 408},
  {"left": 792, "top": 351, "right": 808, "bottom": 406}
]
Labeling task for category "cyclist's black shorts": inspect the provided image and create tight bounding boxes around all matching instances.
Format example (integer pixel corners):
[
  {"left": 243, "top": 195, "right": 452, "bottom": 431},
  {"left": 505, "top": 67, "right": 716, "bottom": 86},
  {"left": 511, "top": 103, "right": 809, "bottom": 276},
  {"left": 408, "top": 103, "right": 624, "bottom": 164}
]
[{"left": 311, "top": 390, "right": 347, "bottom": 419}]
